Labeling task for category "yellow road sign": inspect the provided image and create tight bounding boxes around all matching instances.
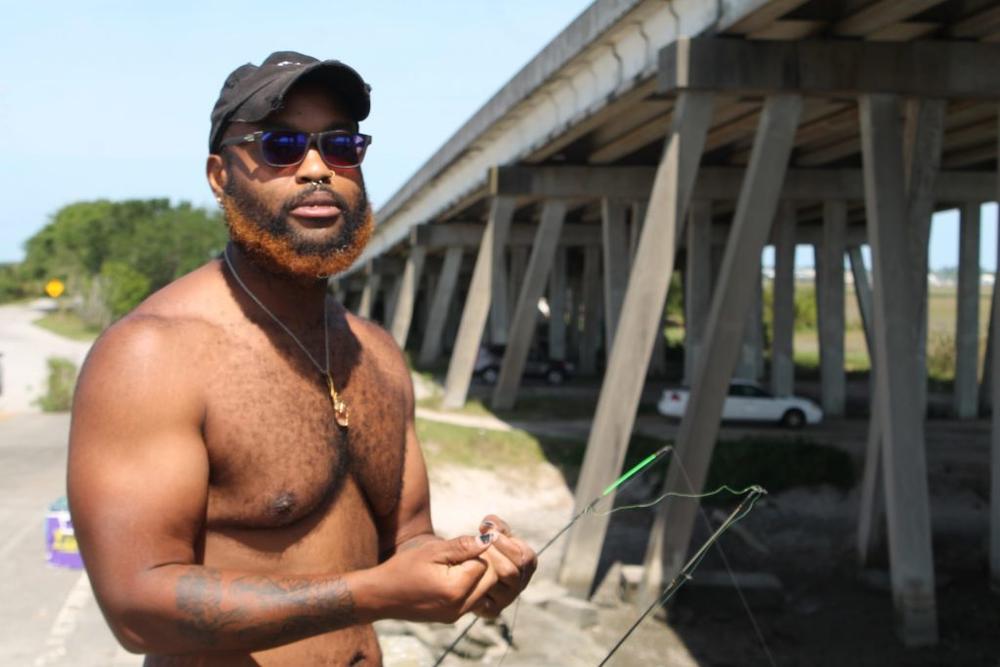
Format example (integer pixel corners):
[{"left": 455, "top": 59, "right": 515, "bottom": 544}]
[{"left": 45, "top": 279, "right": 65, "bottom": 299}]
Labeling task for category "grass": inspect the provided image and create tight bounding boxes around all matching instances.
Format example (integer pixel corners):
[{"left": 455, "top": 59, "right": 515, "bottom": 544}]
[
  {"left": 417, "top": 388, "right": 653, "bottom": 421},
  {"left": 33, "top": 310, "right": 102, "bottom": 342},
  {"left": 704, "top": 437, "right": 855, "bottom": 495},
  {"left": 776, "top": 285, "right": 988, "bottom": 379},
  {"left": 35, "top": 357, "right": 79, "bottom": 412},
  {"left": 416, "top": 415, "right": 855, "bottom": 500},
  {"left": 416, "top": 417, "right": 555, "bottom": 469}
]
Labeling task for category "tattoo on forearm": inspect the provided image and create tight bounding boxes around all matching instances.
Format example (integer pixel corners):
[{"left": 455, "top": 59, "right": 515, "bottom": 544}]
[{"left": 174, "top": 568, "right": 356, "bottom": 649}]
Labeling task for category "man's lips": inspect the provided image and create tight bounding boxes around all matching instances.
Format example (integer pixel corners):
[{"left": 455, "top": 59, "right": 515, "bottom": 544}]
[
  {"left": 290, "top": 204, "right": 342, "bottom": 219},
  {"left": 289, "top": 192, "right": 343, "bottom": 220}
]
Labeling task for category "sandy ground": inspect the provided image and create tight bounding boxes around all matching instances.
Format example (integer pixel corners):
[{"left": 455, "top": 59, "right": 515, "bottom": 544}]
[
  {"left": 415, "top": 448, "right": 1000, "bottom": 666},
  {"left": 0, "top": 300, "right": 93, "bottom": 416}
]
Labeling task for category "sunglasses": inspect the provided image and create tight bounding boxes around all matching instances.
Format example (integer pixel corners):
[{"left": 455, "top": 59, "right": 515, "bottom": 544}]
[{"left": 219, "top": 129, "right": 372, "bottom": 169}]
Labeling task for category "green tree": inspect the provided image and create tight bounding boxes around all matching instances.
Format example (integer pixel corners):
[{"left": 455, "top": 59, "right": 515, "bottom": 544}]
[
  {"left": 99, "top": 261, "right": 152, "bottom": 320},
  {"left": 0, "top": 263, "right": 27, "bottom": 303},
  {"left": 20, "top": 199, "right": 226, "bottom": 316},
  {"left": 111, "top": 202, "right": 227, "bottom": 289},
  {"left": 665, "top": 271, "right": 684, "bottom": 324},
  {"left": 762, "top": 281, "right": 818, "bottom": 333}
]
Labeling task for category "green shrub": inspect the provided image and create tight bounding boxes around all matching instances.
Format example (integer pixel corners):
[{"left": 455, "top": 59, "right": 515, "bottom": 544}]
[
  {"left": 36, "top": 357, "right": 78, "bottom": 412},
  {"left": 99, "top": 261, "right": 151, "bottom": 320},
  {"left": 763, "top": 282, "right": 818, "bottom": 333},
  {"left": 0, "top": 263, "right": 27, "bottom": 303},
  {"left": 537, "top": 434, "right": 856, "bottom": 500},
  {"left": 794, "top": 286, "right": 818, "bottom": 331},
  {"left": 927, "top": 331, "right": 956, "bottom": 381},
  {"left": 704, "top": 437, "right": 855, "bottom": 500}
]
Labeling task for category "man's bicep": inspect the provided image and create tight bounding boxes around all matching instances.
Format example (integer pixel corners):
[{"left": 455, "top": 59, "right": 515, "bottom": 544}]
[
  {"left": 68, "top": 321, "right": 209, "bottom": 611},
  {"left": 391, "top": 419, "right": 435, "bottom": 548}
]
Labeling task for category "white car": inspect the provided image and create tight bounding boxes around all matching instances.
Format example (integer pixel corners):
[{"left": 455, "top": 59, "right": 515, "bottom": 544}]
[{"left": 656, "top": 380, "right": 823, "bottom": 428}]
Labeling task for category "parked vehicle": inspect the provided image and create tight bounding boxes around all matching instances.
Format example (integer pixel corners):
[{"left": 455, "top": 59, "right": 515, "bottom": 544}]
[
  {"left": 656, "top": 379, "right": 823, "bottom": 428},
  {"left": 474, "top": 344, "right": 574, "bottom": 385}
]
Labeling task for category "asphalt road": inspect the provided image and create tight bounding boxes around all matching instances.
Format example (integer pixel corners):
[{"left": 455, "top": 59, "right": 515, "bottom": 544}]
[
  {"left": 0, "top": 301, "right": 93, "bottom": 415},
  {"left": 0, "top": 412, "right": 140, "bottom": 666}
]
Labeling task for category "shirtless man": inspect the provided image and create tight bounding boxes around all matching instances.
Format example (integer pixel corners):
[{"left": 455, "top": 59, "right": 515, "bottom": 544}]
[{"left": 67, "top": 51, "right": 537, "bottom": 665}]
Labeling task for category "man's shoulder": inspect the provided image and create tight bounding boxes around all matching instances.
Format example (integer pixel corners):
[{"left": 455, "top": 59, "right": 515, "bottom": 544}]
[
  {"left": 135, "top": 259, "right": 227, "bottom": 322},
  {"left": 341, "top": 309, "right": 411, "bottom": 389},
  {"left": 83, "top": 263, "right": 227, "bottom": 379},
  {"left": 346, "top": 310, "right": 396, "bottom": 351}
]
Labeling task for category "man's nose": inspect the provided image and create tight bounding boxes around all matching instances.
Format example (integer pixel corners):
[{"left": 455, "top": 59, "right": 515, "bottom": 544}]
[{"left": 294, "top": 146, "right": 333, "bottom": 184}]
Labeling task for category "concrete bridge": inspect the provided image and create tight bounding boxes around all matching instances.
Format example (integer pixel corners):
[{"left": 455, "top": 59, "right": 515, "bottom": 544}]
[{"left": 331, "top": 0, "right": 1000, "bottom": 647}]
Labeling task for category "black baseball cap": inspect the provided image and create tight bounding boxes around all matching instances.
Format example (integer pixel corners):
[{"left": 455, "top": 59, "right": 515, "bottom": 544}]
[{"left": 209, "top": 50, "right": 371, "bottom": 153}]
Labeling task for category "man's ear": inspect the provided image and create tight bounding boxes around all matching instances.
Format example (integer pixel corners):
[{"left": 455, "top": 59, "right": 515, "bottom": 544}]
[{"left": 206, "top": 154, "right": 227, "bottom": 200}]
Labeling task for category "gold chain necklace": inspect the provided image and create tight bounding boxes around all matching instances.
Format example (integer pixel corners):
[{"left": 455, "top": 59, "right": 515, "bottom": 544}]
[{"left": 223, "top": 247, "right": 349, "bottom": 427}]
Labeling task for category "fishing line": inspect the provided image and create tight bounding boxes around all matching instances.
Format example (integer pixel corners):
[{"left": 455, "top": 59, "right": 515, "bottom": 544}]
[
  {"left": 431, "top": 445, "right": 674, "bottom": 666},
  {"left": 495, "top": 483, "right": 762, "bottom": 667},
  {"left": 431, "top": 448, "right": 769, "bottom": 667},
  {"left": 596, "top": 486, "right": 767, "bottom": 666},
  {"left": 671, "top": 455, "right": 777, "bottom": 667}
]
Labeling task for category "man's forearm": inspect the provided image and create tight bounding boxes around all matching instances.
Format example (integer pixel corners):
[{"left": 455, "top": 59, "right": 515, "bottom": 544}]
[
  {"left": 114, "top": 565, "right": 377, "bottom": 655},
  {"left": 394, "top": 532, "right": 440, "bottom": 553}
]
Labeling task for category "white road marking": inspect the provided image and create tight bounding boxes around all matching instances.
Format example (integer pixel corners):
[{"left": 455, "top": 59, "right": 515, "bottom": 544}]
[{"left": 34, "top": 571, "right": 92, "bottom": 666}]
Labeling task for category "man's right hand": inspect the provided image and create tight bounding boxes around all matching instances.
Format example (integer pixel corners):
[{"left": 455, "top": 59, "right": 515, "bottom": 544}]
[{"left": 366, "top": 534, "right": 497, "bottom": 624}]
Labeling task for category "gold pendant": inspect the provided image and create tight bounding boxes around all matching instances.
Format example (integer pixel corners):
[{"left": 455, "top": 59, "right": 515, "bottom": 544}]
[{"left": 326, "top": 374, "right": 350, "bottom": 428}]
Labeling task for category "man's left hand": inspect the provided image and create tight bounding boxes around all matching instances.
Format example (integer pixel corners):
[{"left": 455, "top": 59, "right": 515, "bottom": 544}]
[{"left": 473, "top": 514, "right": 538, "bottom": 619}]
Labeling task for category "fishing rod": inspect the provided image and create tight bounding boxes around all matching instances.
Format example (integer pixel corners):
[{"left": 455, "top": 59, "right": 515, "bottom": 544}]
[
  {"left": 431, "top": 444, "right": 674, "bottom": 667},
  {"left": 596, "top": 485, "right": 767, "bottom": 666}
]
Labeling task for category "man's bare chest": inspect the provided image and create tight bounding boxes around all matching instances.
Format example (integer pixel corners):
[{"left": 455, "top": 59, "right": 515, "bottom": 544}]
[{"left": 198, "top": 336, "right": 407, "bottom": 530}]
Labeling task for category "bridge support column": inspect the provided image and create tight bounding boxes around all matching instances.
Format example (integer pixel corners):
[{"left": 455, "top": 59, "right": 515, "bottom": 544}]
[
  {"left": 508, "top": 246, "right": 529, "bottom": 322},
  {"left": 629, "top": 201, "right": 647, "bottom": 262},
  {"left": 860, "top": 93, "right": 939, "bottom": 646},
  {"left": 579, "top": 245, "right": 603, "bottom": 375},
  {"left": 819, "top": 200, "right": 847, "bottom": 417},
  {"left": 390, "top": 244, "right": 426, "bottom": 349},
  {"left": 556, "top": 91, "right": 715, "bottom": 597},
  {"left": 851, "top": 244, "right": 884, "bottom": 566},
  {"left": 489, "top": 218, "right": 511, "bottom": 347},
  {"left": 771, "top": 201, "right": 796, "bottom": 397},
  {"left": 735, "top": 266, "right": 764, "bottom": 380},
  {"left": 992, "top": 110, "right": 1000, "bottom": 592},
  {"left": 955, "top": 202, "right": 981, "bottom": 419},
  {"left": 357, "top": 263, "right": 380, "bottom": 320},
  {"left": 640, "top": 93, "right": 803, "bottom": 606},
  {"left": 602, "top": 198, "right": 630, "bottom": 349},
  {"left": 419, "top": 247, "right": 464, "bottom": 367},
  {"left": 443, "top": 197, "right": 516, "bottom": 408},
  {"left": 493, "top": 202, "right": 568, "bottom": 410},
  {"left": 548, "top": 247, "right": 568, "bottom": 361},
  {"left": 684, "top": 200, "right": 712, "bottom": 386}
]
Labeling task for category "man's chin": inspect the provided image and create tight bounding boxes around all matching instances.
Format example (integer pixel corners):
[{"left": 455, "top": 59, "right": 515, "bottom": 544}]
[
  {"left": 226, "top": 209, "right": 373, "bottom": 282},
  {"left": 235, "top": 238, "right": 368, "bottom": 283},
  {"left": 221, "top": 190, "right": 374, "bottom": 282}
]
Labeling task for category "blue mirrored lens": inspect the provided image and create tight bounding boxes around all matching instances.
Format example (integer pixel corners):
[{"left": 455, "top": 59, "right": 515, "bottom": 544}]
[
  {"left": 318, "top": 133, "right": 364, "bottom": 167},
  {"left": 260, "top": 131, "right": 309, "bottom": 166}
]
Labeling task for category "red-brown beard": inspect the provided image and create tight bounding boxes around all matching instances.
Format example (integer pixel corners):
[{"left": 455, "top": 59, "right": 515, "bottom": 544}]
[{"left": 220, "top": 179, "right": 374, "bottom": 282}]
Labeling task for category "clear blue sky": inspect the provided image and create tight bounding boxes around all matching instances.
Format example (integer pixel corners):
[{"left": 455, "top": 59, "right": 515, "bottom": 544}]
[
  {"left": 1, "top": 1, "right": 995, "bottom": 271},
  {"left": 0, "top": 0, "right": 590, "bottom": 262}
]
